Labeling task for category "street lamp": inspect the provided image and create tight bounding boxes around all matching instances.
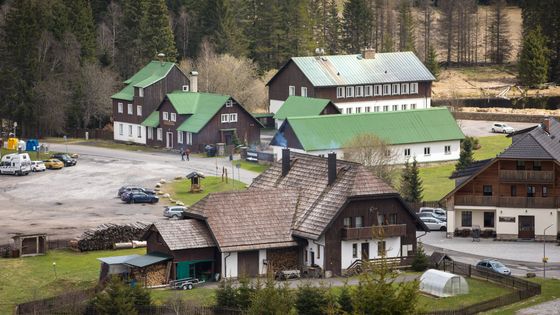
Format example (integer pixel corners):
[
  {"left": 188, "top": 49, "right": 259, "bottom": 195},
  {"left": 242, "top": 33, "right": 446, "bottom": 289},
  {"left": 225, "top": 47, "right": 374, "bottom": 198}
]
[
  {"left": 52, "top": 262, "right": 57, "bottom": 279},
  {"left": 543, "top": 224, "right": 553, "bottom": 279}
]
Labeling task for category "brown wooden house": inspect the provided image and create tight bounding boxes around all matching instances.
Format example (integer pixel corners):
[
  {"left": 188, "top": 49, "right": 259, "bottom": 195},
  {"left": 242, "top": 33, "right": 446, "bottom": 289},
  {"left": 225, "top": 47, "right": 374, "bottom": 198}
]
[
  {"left": 112, "top": 61, "right": 189, "bottom": 144},
  {"left": 142, "top": 90, "right": 262, "bottom": 152},
  {"left": 442, "top": 117, "right": 560, "bottom": 241}
]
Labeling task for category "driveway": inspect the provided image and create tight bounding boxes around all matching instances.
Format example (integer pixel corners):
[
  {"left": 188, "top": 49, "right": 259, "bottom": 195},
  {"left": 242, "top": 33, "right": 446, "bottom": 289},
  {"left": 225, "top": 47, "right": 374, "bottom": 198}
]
[
  {"left": 457, "top": 120, "right": 537, "bottom": 137},
  {"left": 0, "top": 144, "right": 260, "bottom": 243}
]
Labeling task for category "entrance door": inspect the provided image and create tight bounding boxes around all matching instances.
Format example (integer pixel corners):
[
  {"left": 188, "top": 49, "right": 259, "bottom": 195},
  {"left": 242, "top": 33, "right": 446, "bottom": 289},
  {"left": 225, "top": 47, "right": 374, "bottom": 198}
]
[
  {"left": 361, "top": 243, "right": 369, "bottom": 260},
  {"left": 166, "top": 132, "right": 173, "bottom": 148},
  {"left": 224, "top": 131, "right": 234, "bottom": 145},
  {"left": 238, "top": 250, "right": 259, "bottom": 277},
  {"left": 518, "top": 216, "right": 535, "bottom": 239},
  {"left": 310, "top": 251, "right": 315, "bottom": 266},
  {"left": 176, "top": 261, "right": 190, "bottom": 280}
]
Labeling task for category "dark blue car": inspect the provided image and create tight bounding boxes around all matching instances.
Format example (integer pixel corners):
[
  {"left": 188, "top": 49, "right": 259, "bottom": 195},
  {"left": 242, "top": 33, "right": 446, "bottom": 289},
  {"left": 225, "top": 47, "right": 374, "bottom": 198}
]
[{"left": 123, "top": 192, "right": 159, "bottom": 204}]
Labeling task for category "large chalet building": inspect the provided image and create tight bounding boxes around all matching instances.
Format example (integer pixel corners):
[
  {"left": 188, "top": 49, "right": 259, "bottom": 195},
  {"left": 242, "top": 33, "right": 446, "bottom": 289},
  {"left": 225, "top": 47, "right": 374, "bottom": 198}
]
[
  {"left": 143, "top": 151, "right": 428, "bottom": 281},
  {"left": 266, "top": 49, "right": 435, "bottom": 115},
  {"left": 111, "top": 61, "right": 189, "bottom": 144},
  {"left": 442, "top": 118, "right": 560, "bottom": 241}
]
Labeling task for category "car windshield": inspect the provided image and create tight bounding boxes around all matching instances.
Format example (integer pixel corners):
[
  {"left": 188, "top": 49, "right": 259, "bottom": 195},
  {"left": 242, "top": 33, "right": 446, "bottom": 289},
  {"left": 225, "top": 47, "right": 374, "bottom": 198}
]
[{"left": 491, "top": 262, "right": 506, "bottom": 268}]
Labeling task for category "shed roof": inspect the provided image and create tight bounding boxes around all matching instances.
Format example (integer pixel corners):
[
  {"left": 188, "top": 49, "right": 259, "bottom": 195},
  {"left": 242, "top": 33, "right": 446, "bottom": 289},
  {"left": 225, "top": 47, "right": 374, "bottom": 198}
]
[
  {"left": 112, "top": 61, "right": 176, "bottom": 101},
  {"left": 273, "top": 96, "right": 335, "bottom": 120},
  {"left": 141, "top": 111, "right": 160, "bottom": 127},
  {"left": 269, "top": 52, "right": 435, "bottom": 87},
  {"left": 124, "top": 253, "right": 171, "bottom": 268},
  {"left": 274, "top": 108, "right": 464, "bottom": 151},
  {"left": 97, "top": 254, "right": 141, "bottom": 265},
  {"left": 148, "top": 220, "right": 216, "bottom": 251}
]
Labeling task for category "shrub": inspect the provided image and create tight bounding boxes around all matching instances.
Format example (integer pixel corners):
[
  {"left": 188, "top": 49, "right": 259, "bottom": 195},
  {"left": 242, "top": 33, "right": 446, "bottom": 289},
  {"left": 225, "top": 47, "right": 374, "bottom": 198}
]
[
  {"left": 411, "top": 243, "right": 429, "bottom": 272},
  {"left": 247, "top": 278, "right": 293, "bottom": 315},
  {"left": 92, "top": 276, "right": 151, "bottom": 315},
  {"left": 295, "top": 283, "right": 327, "bottom": 315},
  {"left": 215, "top": 279, "right": 238, "bottom": 309},
  {"left": 338, "top": 285, "right": 353, "bottom": 314}
]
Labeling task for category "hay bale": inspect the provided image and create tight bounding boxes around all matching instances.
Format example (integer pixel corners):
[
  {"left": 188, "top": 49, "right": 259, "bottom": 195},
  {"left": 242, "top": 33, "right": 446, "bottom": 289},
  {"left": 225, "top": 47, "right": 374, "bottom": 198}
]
[
  {"left": 162, "top": 193, "right": 170, "bottom": 198},
  {"left": 174, "top": 176, "right": 182, "bottom": 180},
  {"left": 155, "top": 183, "right": 161, "bottom": 188},
  {"left": 159, "top": 179, "right": 167, "bottom": 184},
  {"left": 176, "top": 201, "right": 185, "bottom": 206}
]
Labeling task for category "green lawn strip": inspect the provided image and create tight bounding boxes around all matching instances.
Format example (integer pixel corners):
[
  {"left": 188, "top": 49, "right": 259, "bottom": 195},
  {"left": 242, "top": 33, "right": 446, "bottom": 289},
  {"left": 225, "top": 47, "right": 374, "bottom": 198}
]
[
  {"left": 483, "top": 278, "right": 560, "bottom": 315},
  {"left": 417, "top": 278, "right": 512, "bottom": 312},
  {"left": 150, "top": 288, "right": 216, "bottom": 307},
  {"left": 165, "top": 176, "right": 246, "bottom": 206},
  {"left": 0, "top": 248, "right": 145, "bottom": 313},
  {"left": 473, "top": 136, "right": 512, "bottom": 160},
  {"left": 43, "top": 137, "right": 161, "bottom": 152},
  {"left": 236, "top": 160, "right": 270, "bottom": 173}
]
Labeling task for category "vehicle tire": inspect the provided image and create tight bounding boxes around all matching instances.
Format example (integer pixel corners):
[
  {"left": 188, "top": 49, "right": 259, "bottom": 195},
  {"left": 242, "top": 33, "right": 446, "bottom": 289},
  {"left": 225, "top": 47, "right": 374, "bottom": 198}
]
[
  {"left": 187, "top": 283, "right": 193, "bottom": 290},
  {"left": 491, "top": 128, "right": 495, "bottom": 133},
  {"left": 440, "top": 226, "right": 446, "bottom": 231},
  {"left": 181, "top": 284, "right": 188, "bottom": 290},
  {"left": 172, "top": 215, "right": 179, "bottom": 220},
  {"left": 503, "top": 130, "right": 506, "bottom": 134}
]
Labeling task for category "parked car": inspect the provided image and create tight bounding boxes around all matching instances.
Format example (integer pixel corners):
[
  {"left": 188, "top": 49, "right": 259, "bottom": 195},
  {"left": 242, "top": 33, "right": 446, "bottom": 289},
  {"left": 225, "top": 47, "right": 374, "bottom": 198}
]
[
  {"left": 51, "top": 153, "right": 77, "bottom": 166},
  {"left": 163, "top": 206, "right": 186, "bottom": 219},
  {"left": 43, "top": 158, "right": 64, "bottom": 170},
  {"left": 417, "top": 212, "right": 446, "bottom": 222},
  {"left": 419, "top": 207, "right": 447, "bottom": 222},
  {"left": 122, "top": 192, "right": 159, "bottom": 204},
  {"left": 119, "top": 187, "right": 156, "bottom": 200},
  {"left": 420, "top": 217, "right": 447, "bottom": 231},
  {"left": 491, "top": 122, "right": 515, "bottom": 134},
  {"left": 31, "top": 161, "right": 46, "bottom": 172},
  {"left": 0, "top": 153, "right": 32, "bottom": 175},
  {"left": 476, "top": 259, "right": 511, "bottom": 276}
]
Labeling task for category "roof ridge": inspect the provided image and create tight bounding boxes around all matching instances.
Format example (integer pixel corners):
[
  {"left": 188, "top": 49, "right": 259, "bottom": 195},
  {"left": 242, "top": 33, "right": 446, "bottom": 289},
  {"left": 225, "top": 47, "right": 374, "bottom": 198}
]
[
  {"left": 287, "top": 107, "right": 444, "bottom": 121},
  {"left": 529, "top": 131, "right": 557, "bottom": 160}
]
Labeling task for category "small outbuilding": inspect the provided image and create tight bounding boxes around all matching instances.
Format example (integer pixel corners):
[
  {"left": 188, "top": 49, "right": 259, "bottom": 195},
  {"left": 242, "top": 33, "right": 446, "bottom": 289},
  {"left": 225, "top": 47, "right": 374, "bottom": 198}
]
[
  {"left": 186, "top": 171, "right": 205, "bottom": 192},
  {"left": 11, "top": 233, "right": 48, "bottom": 257},
  {"left": 420, "top": 269, "right": 469, "bottom": 297}
]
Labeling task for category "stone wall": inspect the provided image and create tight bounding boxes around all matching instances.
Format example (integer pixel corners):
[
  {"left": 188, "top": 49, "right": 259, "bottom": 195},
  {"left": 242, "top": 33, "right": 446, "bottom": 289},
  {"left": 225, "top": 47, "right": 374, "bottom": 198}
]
[{"left": 448, "top": 106, "right": 560, "bottom": 123}]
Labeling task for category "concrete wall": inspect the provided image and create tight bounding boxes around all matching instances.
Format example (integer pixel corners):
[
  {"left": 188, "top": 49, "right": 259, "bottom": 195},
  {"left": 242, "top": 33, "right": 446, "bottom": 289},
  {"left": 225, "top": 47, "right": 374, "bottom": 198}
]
[
  {"left": 340, "top": 237, "right": 400, "bottom": 270},
  {"left": 221, "top": 252, "right": 238, "bottom": 278},
  {"left": 113, "top": 121, "right": 146, "bottom": 144},
  {"left": 303, "top": 236, "right": 325, "bottom": 269}
]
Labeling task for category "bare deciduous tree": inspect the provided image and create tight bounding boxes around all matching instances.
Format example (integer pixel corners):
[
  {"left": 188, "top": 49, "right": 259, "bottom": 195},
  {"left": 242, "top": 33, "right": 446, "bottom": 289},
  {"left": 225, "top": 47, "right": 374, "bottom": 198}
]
[
  {"left": 34, "top": 78, "right": 70, "bottom": 135},
  {"left": 79, "top": 62, "right": 118, "bottom": 128},
  {"left": 343, "top": 133, "right": 398, "bottom": 185}
]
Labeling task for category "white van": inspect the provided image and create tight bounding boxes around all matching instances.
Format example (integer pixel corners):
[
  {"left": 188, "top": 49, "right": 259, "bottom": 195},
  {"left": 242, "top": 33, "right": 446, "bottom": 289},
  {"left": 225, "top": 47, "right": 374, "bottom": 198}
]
[{"left": 0, "top": 153, "right": 32, "bottom": 175}]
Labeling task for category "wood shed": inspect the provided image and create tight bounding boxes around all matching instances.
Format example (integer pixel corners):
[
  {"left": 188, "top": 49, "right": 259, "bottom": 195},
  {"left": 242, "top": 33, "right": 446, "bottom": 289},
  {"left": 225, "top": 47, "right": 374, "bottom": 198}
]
[{"left": 11, "top": 234, "right": 47, "bottom": 257}]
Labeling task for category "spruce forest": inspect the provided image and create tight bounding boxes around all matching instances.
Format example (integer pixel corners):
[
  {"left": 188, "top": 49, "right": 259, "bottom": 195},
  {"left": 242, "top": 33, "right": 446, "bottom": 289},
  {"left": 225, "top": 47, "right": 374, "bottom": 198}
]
[{"left": 0, "top": 0, "right": 558, "bottom": 137}]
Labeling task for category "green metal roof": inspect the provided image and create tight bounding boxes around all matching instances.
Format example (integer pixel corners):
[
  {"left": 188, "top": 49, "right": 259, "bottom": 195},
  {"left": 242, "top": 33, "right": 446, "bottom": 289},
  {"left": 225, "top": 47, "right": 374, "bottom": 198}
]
[
  {"left": 124, "top": 253, "right": 171, "bottom": 268},
  {"left": 252, "top": 113, "right": 274, "bottom": 118},
  {"left": 167, "top": 91, "right": 230, "bottom": 133},
  {"left": 277, "top": 52, "right": 435, "bottom": 87},
  {"left": 112, "top": 61, "right": 177, "bottom": 101},
  {"left": 283, "top": 108, "right": 464, "bottom": 151},
  {"left": 141, "top": 111, "right": 160, "bottom": 127},
  {"left": 273, "top": 96, "right": 333, "bottom": 120}
]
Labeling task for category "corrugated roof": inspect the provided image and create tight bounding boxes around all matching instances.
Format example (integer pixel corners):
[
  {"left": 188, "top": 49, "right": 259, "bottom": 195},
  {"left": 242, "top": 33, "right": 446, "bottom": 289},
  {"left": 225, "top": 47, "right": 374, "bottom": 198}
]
[
  {"left": 124, "top": 253, "right": 171, "bottom": 268},
  {"left": 273, "top": 96, "right": 333, "bottom": 120},
  {"left": 165, "top": 91, "right": 229, "bottom": 133},
  {"left": 112, "top": 61, "right": 176, "bottom": 101},
  {"left": 97, "top": 254, "right": 141, "bottom": 265},
  {"left": 276, "top": 108, "right": 464, "bottom": 151},
  {"left": 141, "top": 111, "right": 160, "bottom": 127},
  {"left": 289, "top": 52, "right": 435, "bottom": 87}
]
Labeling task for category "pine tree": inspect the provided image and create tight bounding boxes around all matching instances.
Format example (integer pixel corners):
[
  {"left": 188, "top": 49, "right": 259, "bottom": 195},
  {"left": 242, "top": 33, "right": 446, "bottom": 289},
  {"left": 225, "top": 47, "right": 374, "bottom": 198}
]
[
  {"left": 65, "top": 0, "right": 97, "bottom": 60},
  {"left": 425, "top": 45, "right": 439, "bottom": 79},
  {"left": 408, "top": 157, "right": 423, "bottom": 203},
  {"left": 342, "top": 0, "right": 372, "bottom": 53},
  {"left": 398, "top": 0, "right": 415, "bottom": 52},
  {"left": 518, "top": 26, "right": 549, "bottom": 87},
  {"left": 338, "top": 285, "right": 353, "bottom": 314},
  {"left": 325, "top": 0, "right": 340, "bottom": 54},
  {"left": 295, "top": 283, "right": 327, "bottom": 315},
  {"left": 399, "top": 159, "right": 412, "bottom": 202},
  {"left": 215, "top": 278, "right": 238, "bottom": 308},
  {"left": 117, "top": 0, "right": 146, "bottom": 77},
  {"left": 93, "top": 277, "right": 139, "bottom": 315},
  {"left": 411, "top": 242, "right": 429, "bottom": 272},
  {"left": 141, "top": 0, "right": 178, "bottom": 62},
  {"left": 456, "top": 138, "right": 474, "bottom": 171}
]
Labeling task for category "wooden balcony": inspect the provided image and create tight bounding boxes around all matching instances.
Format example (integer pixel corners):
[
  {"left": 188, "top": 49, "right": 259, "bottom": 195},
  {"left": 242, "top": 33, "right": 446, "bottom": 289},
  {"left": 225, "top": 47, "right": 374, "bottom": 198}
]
[
  {"left": 342, "top": 225, "right": 407, "bottom": 241},
  {"left": 455, "top": 195, "right": 558, "bottom": 208},
  {"left": 499, "top": 170, "right": 554, "bottom": 183}
]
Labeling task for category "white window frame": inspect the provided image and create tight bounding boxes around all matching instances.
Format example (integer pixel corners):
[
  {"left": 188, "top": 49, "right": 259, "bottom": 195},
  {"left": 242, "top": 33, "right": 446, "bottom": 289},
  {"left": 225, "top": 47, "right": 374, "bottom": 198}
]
[
  {"left": 119, "top": 123, "right": 123, "bottom": 135},
  {"left": 383, "top": 84, "right": 391, "bottom": 95},
  {"left": 289, "top": 85, "right": 296, "bottom": 96},
  {"left": 374, "top": 85, "right": 382, "bottom": 96},
  {"left": 138, "top": 87, "right": 144, "bottom": 97},
  {"left": 424, "top": 147, "right": 431, "bottom": 156},
  {"left": 147, "top": 127, "right": 153, "bottom": 140},
  {"left": 404, "top": 148, "right": 411, "bottom": 157},
  {"left": 337, "top": 87, "right": 345, "bottom": 98},
  {"left": 445, "top": 145, "right": 451, "bottom": 155},
  {"left": 383, "top": 105, "right": 389, "bottom": 112},
  {"left": 301, "top": 87, "right": 308, "bottom": 97},
  {"left": 401, "top": 83, "right": 409, "bottom": 94},
  {"left": 163, "top": 112, "right": 169, "bottom": 120},
  {"left": 186, "top": 132, "right": 192, "bottom": 145},
  {"left": 365, "top": 85, "right": 373, "bottom": 97},
  {"left": 221, "top": 114, "right": 229, "bottom": 123},
  {"left": 137, "top": 126, "right": 142, "bottom": 138},
  {"left": 365, "top": 106, "right": 371, "bottom": 112},
  {"left": 128, "top": 125, "right": 133, "bottom": 137},
  {"left": 225, "top": 99, "right": 233, "bottom": 107},
  {"left": 410, "top": 82, "right": 418, "bottom": 94},
  {"left": 127, "top": 103, "right": 133, "bottom": 115},
  {"left": 136, "top": 105, "right": 142, "bottom": 116},
  {"left": 170, "top": 113, "right": 177, "bottom": 122},
  {"left": 178, "top": 131, "right": 183, "bottom": 144},
  {"left": 118, "top": 102, "right": 123, "bottom": 113},
  {"left": 392, "top": 105, "right": 398, "bottom": 111},
  {"left": 346, "top": 107, "right": 352, "bottom": 114},
  {"left": 392, "top": 83, "right": 400, "bottom": 95},
  {"left": 345, "top": 86, "right": 354, "bottom": 98},
  {"left": 229, "top": 113, "right": 238, "bottom": 122},
  {"left": 182, "top": 85, "right": 189, "bottom": 92},
  {"left": 374, "top": 106, "right": 380, "bottom": 112},
  {"left": 157, "top": 128, "right": 162, "bottom": 141},
  {"left": 401, "top": 104, "right": 407, "bottom": 110},
  {"left": 355, "top": 86, "right": 364, "bottom": 97}
]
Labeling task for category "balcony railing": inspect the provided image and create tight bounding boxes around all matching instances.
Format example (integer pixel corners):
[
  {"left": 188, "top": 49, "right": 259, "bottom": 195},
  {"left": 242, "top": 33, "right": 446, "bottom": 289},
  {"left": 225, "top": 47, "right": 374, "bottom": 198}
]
[
  {"left": 499, "top": 170, "right": 554, "bottom": 183},
  {"left": 455, "top": 195, "right": 558, "bottom": 208},
  {"left": 342, "top": 224, "right": 407, "bottom": 241}
]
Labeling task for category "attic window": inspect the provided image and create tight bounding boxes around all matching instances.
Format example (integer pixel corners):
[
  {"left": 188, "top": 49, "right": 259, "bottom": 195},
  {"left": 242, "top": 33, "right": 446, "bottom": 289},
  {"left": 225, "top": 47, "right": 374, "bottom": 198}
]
[
  {"left": 138, "top": 87, "right": 144, "bottom": 97},
  {"left": 225, "top": 99, "right": 233, "bottom": 107},
  {"left": 182, "top": 85, "right": 189, "bottom": 92}
]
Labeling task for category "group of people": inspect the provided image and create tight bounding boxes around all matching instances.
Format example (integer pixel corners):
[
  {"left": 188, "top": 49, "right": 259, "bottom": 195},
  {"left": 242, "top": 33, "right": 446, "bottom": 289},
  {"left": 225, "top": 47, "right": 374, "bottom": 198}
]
[{"left": 180, "top": 147, "right": 191, "bottom": 161}]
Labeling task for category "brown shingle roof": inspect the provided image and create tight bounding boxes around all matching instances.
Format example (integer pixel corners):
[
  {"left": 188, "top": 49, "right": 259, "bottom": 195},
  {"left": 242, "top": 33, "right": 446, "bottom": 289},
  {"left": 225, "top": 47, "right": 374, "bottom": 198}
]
[
  {"left": 148, "top": 220, "right": 216, "bottom": 251},
  {"left": 186, "top": 189, "right": 300, "bottom": 251}
]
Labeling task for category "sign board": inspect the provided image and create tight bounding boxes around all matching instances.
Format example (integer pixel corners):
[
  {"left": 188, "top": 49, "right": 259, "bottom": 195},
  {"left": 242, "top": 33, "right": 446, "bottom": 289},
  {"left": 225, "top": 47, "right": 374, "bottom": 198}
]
[
  {"left": 499, "top": 216, "right": 516, "bottom": 223},
  {"left": 246, "top": 150, "right": 275, "bottom": 163}
]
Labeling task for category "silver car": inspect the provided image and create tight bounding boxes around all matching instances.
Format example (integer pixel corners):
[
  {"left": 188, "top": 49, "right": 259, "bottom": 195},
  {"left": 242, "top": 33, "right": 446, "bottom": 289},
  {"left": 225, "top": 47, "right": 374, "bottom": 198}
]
[
  {"left": 420, "top": 217, "right": 447, "bottom": 231},
  {"left": 163, "top": 206, "right": 186, "bottom": 219},
  {"left": 476, "top": 259, "right": 511, "bottom": 276}
]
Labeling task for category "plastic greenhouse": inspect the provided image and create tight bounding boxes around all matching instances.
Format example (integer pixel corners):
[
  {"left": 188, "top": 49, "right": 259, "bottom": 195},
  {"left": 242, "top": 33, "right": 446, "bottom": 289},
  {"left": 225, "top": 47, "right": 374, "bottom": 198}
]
[{"left": 419, "top": 269, "right": 469, "bottom": 297}]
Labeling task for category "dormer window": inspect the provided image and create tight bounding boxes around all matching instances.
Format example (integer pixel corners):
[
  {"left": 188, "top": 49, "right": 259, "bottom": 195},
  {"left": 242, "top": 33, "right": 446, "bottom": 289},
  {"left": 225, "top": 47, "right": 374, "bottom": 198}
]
[
  {"left": 182, "top": 85, "right": 189, "bottom": 92},
  {"left": 138, "top": 87, "right": 144, "bottom": 97}
]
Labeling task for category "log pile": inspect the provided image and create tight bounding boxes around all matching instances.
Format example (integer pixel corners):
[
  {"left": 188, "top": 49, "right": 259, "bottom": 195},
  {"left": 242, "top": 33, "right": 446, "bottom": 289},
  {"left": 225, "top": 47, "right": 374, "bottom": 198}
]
[
  {"left": 144, "top": 263, "right": 168, "bottom": 286},
  {"left": 72, "top": 223, "right": 148, "bottom": 252}
]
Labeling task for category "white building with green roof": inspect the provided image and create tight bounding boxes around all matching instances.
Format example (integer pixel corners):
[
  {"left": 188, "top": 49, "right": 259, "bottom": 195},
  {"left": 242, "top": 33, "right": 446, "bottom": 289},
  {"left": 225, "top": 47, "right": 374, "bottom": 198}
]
[
  {"left": 270, "top": 107, "right": 464, "bottom": 164},
  {"left": 112, "top": 61, "right": 189, "bottom": 144}
]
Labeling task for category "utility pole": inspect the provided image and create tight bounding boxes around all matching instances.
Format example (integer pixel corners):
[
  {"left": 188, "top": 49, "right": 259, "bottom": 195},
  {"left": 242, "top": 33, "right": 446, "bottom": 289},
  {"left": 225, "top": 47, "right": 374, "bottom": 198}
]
[{"left": 543, "top": 224, "right": 553, "bottom": 279}]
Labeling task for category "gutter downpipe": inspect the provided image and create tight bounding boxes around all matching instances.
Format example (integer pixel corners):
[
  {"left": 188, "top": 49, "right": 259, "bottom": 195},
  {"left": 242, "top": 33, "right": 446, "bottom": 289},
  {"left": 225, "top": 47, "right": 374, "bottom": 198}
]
[{"left": 223, "top": 252, "right": 232, "bottom": 280}]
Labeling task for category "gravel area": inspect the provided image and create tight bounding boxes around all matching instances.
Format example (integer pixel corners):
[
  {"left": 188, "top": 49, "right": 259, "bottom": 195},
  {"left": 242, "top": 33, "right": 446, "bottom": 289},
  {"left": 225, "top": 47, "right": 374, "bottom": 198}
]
[{"left": 516, "top": 298, "right": 560, "bottom": 315}]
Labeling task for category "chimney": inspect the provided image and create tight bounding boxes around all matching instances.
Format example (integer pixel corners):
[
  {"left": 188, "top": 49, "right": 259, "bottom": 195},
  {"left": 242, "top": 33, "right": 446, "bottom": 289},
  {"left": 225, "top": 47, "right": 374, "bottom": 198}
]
[
  {"left": 543, "top": 117, "right": 551, "bottom": 133},
  {"left": 281, "top": 148, "right": 291, "bottom": 177},
  {"left": 328, "top": 152, "right": 337, "bottom": 185},
  {"left": 361, "top": 47, "right": 376, "bottom": 59},
  {"left": 189, "top": 71, "right": 198, "bottom": 93},
  {"left": 157, "top": 52, "right": 165, "bottom": 65}
]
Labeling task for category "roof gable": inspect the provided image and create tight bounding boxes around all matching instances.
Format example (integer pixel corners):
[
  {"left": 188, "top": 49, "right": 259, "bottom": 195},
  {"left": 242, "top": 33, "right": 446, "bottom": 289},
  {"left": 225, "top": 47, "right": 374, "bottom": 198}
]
[
  {"left": 112, "top": 61, "right": 177, "bottom": 101},
  {"left": 280, "top": 108, "right": 464, "bottom": 151},
  {"left": 166, "top": 91, "right": 229, "bottom": 133},
  {"left": 146, "top": 220, "right": 216, "bottom": 251},
  {"left": 500, "top": 118, "right": 560, "bottom": 161},
  {"left": 141, "top": 111, "right": 160, "bottom": 127},
  {"left": 273, "top": 96, "right": 336, "bottom": 120}
]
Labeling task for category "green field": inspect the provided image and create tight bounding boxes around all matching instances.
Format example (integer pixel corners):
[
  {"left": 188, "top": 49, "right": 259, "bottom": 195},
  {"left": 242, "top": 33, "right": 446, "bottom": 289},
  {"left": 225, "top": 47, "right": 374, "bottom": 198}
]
[
  {"left": 165, "top": 176, "right": 246, "bottom": 206},
  {"left": 236, "top": 160, "right": 270, "bottom": 173},
  {"left": 484, "top": 278, "right": 560, "bottom": 315},
  {"left": 0, "top": 248, "right": 145, "bottom": 314}
]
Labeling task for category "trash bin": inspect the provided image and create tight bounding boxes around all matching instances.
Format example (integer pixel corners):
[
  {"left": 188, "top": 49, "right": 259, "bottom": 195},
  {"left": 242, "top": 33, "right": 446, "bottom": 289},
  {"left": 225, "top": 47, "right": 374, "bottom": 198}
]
[
  {"left": 7, "top": 137, "right": 18, "bottom": 150},
  {"left": 26, "top": 139, "right": 39, "bottom": 151},
  {"left": 472, "top": 225, "right": 481, "bottom": 242},
  {"left": 205, "top": 145, "right": 216, "bottom": 157},
  {"left": 216, "top": 143, "right": 225, "bottom": 156}
]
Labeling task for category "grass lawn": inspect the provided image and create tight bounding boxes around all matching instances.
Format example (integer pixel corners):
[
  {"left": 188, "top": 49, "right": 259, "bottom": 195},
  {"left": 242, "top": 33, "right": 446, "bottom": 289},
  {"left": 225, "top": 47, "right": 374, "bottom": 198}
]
[
  {"left": 418, "top": 278, "right": 512, "bottom": 312},
  {"left": 419, "top": 135, "right": 511, "bottom": 201},
  {"left": 483, "top": 278, "right": 560, "bottom": 315},
  {"left": 165, "top": 176, "right": 246, "bottom": 206},
  {"left": 1, "top": 148, "right": 52, "bottom": 160},
  {"left": 43, "top": 137, "right": 161, "bottom": 153},
  {"left": 0, "top": 248, "right": 145, "bottom": 314},
  {"left": 236, "top": 160, "right": 270, "bottom": 173}
]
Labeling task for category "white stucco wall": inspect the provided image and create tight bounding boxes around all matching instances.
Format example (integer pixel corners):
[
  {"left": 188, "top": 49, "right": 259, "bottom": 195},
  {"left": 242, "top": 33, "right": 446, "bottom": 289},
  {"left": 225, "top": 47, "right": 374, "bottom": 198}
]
[
  {"left": 270, "top": 99, "right": 285, "bottom": 114},
  {"left": 275, "top": 119, "right": 284, "bottom": 130},
  {"left": 340, "top": 237, "right": 401, "bottom": 270},
  {"left": 221, "top": 252, "right": 238, "bottom": 278},
  {"left": 113, "top": 121, "right": 146, "bottom": 144},
  {"left": 303, "top": 236, "right": 325, "bottom": 269},
  {"left": 258, "top": 249, "right": 267, "bottom": 275},
  {"left": 333, "top": 97, "right": 431, "bottom": 114}
]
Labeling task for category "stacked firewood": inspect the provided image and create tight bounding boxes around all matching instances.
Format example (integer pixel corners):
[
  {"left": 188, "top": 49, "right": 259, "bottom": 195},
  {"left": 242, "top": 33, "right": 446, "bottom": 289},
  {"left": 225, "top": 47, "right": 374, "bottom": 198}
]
[
  {"left": 72, "top": 222, "right": 148, "bottom": 252},
  {"left": 144, "top": 263, "right": 168, "bottom": 286}
]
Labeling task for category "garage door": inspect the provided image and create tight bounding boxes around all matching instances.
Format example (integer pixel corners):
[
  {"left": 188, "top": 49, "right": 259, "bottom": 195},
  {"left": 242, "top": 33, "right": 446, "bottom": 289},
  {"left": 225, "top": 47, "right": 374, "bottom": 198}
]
[{"left": 238, "top": 250, "right": 259, "bottom": 277}]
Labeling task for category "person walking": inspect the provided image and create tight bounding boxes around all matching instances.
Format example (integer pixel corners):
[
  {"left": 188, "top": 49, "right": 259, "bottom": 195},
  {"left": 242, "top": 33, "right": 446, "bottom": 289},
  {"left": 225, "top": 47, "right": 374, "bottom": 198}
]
[
  {"left": 185, "top": 147, "right": 190, "bottom": 161},
  {"left": 180, "top": 148, "right": 185, "bottom": 161}
]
